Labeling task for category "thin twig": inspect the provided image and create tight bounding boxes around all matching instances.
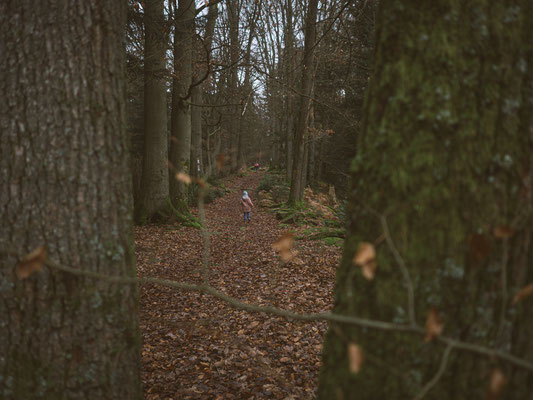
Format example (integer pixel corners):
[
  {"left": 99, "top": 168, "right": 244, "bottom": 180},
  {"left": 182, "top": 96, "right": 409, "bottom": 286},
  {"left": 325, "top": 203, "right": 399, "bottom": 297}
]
[
  {"left": 379, "top": 214, "right": 416, "bottom": 326},
  {"left": 413, "top": 344, "right": 454, "bottom": 400}
]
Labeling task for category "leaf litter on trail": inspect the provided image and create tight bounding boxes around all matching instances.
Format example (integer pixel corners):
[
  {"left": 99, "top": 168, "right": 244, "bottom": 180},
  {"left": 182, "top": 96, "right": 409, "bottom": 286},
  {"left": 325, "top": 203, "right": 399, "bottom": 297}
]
[{"left": 136, "top": 172, "right": 340, "bottom": 399}]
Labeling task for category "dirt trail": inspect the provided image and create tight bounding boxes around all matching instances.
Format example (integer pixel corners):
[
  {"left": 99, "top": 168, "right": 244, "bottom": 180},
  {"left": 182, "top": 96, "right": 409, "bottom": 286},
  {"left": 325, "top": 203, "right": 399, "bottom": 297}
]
[{"left": 136, "top": 172, "right": 340, "bottom": 399}]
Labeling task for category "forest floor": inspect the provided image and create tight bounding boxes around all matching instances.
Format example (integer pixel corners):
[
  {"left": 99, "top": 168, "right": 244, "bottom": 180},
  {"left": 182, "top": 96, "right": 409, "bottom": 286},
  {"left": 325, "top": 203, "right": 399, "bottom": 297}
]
[{"left": 135, "top": 171, "right": 341, "bottom": 399}]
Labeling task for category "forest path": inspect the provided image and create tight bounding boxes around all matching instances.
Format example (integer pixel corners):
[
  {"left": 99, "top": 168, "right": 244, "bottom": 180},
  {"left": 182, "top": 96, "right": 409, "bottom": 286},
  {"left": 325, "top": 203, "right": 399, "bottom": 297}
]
[{"left": 135, "top": 171, "right": 340, "bottom": 400}]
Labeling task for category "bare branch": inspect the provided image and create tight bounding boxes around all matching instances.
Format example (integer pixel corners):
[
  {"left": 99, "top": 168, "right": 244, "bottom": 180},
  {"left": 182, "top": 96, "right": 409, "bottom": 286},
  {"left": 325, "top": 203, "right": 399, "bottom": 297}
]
[
  {"left": 2, "top": 248, "right": 533, "bottom": 373},
  {"left": 413, "top": 344, "right": 454, "bottom": 400}
]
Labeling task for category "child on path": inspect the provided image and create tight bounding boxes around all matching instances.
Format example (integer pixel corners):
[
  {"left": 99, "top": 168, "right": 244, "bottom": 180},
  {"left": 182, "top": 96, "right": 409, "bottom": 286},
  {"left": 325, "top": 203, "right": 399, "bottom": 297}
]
[
  {"left": 254, "top": 162, "right": 259, "bottom": 173},
  {"left": 240, "top": 190, "right": 254, "bottom": 223}
]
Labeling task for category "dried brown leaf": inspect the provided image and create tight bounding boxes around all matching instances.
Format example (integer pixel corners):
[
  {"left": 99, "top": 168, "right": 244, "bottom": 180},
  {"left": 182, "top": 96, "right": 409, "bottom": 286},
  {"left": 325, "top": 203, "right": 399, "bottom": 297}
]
[
  {"left": 347, "top": 343, "right": 364, "bottom": 374},
  {"left": 424, "top": 308, "right": 443, "bottom": 342},
  {"left": 17, "top": 245, "right": 46, "bottom": 279},
  {"left": 353, "top": 242, "right": 376, "bottom": 280},
  {"left": 247, "top": 321, "right": 260, "bottom": 329},
  {"left": 273, "top": 232, "right": 295, "bottom": 262},
  {"left": 175, "top": 172, "right": 192, "bottom": 184},
  {"left": 512, "top": 283, "right": 533, "bottom": 305},
  {"left": 492, "top": 226, "right": 515, "bottom": 239},
  {"left": 487, "top": 368, "right": 506, "bottom": 399},
  {"left": 353, "top": 242, "right": 375, "bottom": 266},
  {"left": 361, "top": 260, "right": 377, "bottom": 280}
]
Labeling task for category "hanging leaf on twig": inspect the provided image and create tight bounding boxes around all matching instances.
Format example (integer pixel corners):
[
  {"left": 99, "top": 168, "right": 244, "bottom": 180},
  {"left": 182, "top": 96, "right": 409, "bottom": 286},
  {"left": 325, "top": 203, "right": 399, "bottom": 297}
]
[
  {"left": 492, "top": 226, "right": 515, "bottom": 239},
  {"left": 512, "top": 283, "right": 533, "bottom": 305},
  {"left": 486, "top": 368, "right": 506, "bottom": 400},
  {"left": 424, "top": 308, "right": 443, "bottom": 342},
  {"left": 16, "top": 245, "right": 47, "bottom": 279},
  {"left": 272, "top": 232, "right": 295, "bottom": 262},
  {"left": 352, "top": 242, "right": 376, "bottom": 280},
  {"left": 176, "top": 172, "right": 192, "bottom": 184},
  {"left": 347, "top": 343, "right": 364, "bottom": 374}
]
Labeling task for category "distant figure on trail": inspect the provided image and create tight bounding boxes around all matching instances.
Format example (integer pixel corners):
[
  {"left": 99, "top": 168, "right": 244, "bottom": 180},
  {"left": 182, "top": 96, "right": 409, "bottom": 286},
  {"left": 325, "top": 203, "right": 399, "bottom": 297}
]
[
  {"left": 254, "top": 162, "right": 259, "bottom": 173},
  {"left": 240, "top": 190, "right": 254, "bottom": 223}
]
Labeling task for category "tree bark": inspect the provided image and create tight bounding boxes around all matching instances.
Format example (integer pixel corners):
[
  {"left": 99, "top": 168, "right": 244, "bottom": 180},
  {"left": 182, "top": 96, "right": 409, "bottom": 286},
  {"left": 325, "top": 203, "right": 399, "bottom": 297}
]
[
  {"left": 0, "top": 1, "right": 142, "bottom": 398},
  {"left": 283, "top": 0, "right": 296, "bottom": 181},
  {"left": 169, "top": 0, "right": 195, "bottom": 209},
  {"left": 227, "top": 0, "right": 240, "bottom": 173},
  {"left": 318, "top": 1, "right": 533, "bottom": 398},
  {"left": 288, "top": 0, "right": 319, "bottom": 204},
  {"left": 201, "top": 3, "right": 219, "bottom": 179},
  {"left": 190, "top": 85, "right": 202, "bottom": 178},
  {"left": 138, "top": 0, "right": 170, "bottom": 223}
]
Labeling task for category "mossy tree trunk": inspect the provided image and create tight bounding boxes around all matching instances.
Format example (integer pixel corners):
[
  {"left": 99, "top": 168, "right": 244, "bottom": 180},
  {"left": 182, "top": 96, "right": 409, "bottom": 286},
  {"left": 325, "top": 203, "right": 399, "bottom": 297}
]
[
  {"left": 169, "top": 0, "right": 194, "bottom": 210},
  {"left": 318, "top": 1, "right": 533, "bottom": 399},
  {"left": 0, "top": 1, "right": 142, "bottom": 398},
  {"left": 138, "top": 0, "right": 170, "bottom": 223}
]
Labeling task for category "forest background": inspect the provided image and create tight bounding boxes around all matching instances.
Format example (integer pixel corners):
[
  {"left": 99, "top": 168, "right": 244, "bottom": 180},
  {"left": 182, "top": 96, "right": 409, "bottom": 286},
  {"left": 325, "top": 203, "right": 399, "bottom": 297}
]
[{"left": 1, "top": 0, "right": 533, "bottom": 399}]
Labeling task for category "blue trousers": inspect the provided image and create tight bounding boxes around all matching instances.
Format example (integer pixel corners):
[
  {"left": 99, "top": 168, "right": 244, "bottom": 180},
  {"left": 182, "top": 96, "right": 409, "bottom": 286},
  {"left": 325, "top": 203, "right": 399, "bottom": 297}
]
[{"left": 244, "top": 212, "right": 251, "bottom": 222}]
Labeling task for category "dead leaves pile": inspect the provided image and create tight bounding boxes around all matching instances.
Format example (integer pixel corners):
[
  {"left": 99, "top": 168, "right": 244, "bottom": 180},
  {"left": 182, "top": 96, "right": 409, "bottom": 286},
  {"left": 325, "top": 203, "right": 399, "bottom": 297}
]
[{"left": 136, "top": 172, "right": 340, "bottom": 399}]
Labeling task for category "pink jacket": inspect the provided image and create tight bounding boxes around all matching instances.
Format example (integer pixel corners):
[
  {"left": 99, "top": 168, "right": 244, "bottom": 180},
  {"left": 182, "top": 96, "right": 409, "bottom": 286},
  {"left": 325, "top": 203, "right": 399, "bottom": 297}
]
[{"left": 240, "top": 197, "right": 253, "bottom": 212}]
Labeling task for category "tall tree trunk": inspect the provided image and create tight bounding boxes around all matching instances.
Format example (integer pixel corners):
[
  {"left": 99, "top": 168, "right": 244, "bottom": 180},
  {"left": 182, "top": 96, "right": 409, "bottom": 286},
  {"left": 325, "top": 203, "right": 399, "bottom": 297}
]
[
  {"left": 169, "top": 0, "right": 194, "bottom": 209},
  {"left": 318, "top": 1, "right": 533, "bottom": 399},
  {"left": 190, "top": 2, "right": 218, "bottom": 179},
  {"left": 227, "top": 0, "right": 240, "bottom": 173},
  {"left": 288, "top": 0, "right": 319, "bottom": 204},
  {"left": 0, "top": 1, "right": 142, "bottom": 398},
  {"left": 284, "top": 0, "right": 295, "bottom": 181},
  {"left": 190, "top": 85, "right": 202, "bottom": 178},
  {"left": 138, "top": 0, "right": 170, "bottom": 223},
  {"left": 301, "top": 138, "right": 309, "bottom": 193},
  {"left": 308, "top": 100, "right": 316, "bottom": 187},
  {"left": 237, "top": 3, "right": 259, "bottom": 171}
]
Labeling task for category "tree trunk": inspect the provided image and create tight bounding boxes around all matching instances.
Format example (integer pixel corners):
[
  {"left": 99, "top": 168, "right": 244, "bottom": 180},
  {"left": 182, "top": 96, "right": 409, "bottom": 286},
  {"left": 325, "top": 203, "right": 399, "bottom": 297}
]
[
  {"left": 0, "top": 1, "right": 142, "bottom": 398},
  {"left": 288, "top": 0, "right": 319, "bottom": 204},
  {"left": 301, "top": 137, "right": 309, "bottom": 193},
  {"left": 227, "top": 0, "right": 240, "bottom": 173},
  {"left": 284, "top": 0, "right": 296, "bottom": 181},
  {"left": 308, "top": 101, "right": 316, "bottom": 187},
  {"left": 200, "top": 3, "right": 218, "bottom": 175},
  {"left": 169, "top": 0, "right": 194, "bottom": 210},
  {"left": 190, "top": 85, "right": 202, "bottom": 178},
  {"left": 318, "top": 1, "right": 533, "bottom": 399},
  {"left": 138, "top": 0, "right": 170, "bottom": 223}
]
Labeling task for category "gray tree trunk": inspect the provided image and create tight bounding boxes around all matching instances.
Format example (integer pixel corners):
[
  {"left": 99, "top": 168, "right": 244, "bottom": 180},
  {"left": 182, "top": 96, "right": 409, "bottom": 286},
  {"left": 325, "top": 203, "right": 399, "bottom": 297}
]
[
  {"left": 169, "top": 0, "right": 195, "bottom": 210},
  {"left": 138, "top": 0, "right": 170, "bottom": 223},
  {"left": 289, "top": 0, "right": 318, "bottom": 204},
  {"left": 0, "top": 1, "right": 142, "bottom": 398},
  {"left": 190, "top": 85, "right": 202, "bottom": 178},
  {"left": 192, "top": 2, "right": 218, "bottom": 179},
  {"left": 227, "top": 0, "right": 240, "bottom": 173},
  {"left": 308, "top": 101, "right": 316, "bottom": 187},
  {"left": 284, "top": 0, "right": 296, "bottom": 181}
]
